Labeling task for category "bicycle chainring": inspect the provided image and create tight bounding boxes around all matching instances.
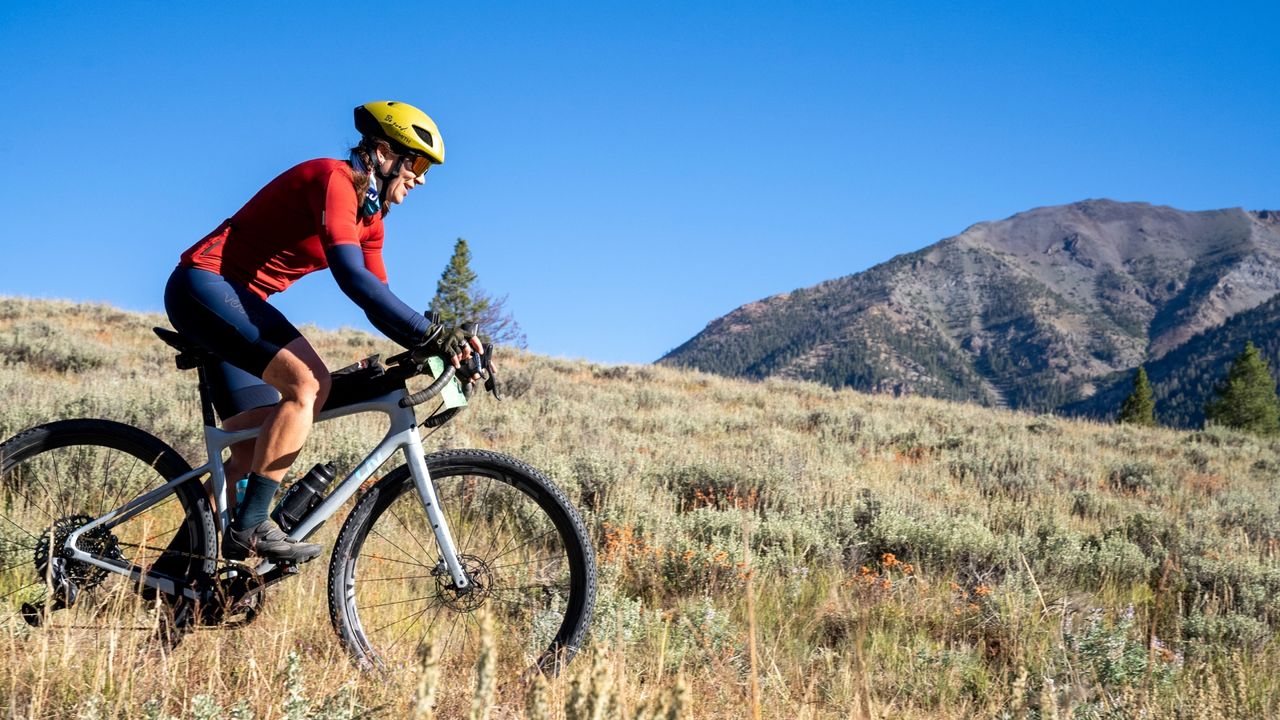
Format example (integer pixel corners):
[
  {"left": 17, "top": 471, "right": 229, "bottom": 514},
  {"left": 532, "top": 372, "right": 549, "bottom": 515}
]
[{"left": 200, "top": 563, "right": 266, "bottom": 627}]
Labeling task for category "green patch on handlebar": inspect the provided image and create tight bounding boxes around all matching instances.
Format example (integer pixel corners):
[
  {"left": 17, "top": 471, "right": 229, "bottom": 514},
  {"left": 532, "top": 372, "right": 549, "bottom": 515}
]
[{"left": 427, "top": 356, "right": 469, "bottom": 409}]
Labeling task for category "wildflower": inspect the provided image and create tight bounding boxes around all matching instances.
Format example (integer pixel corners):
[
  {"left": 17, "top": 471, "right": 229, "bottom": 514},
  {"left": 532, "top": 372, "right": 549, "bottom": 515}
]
[
  {"left": 882, "top": 553, "right": 898, "bottom": 568},
  {"left": 974, "top": 585, "right": 992, "bottom": 597}
]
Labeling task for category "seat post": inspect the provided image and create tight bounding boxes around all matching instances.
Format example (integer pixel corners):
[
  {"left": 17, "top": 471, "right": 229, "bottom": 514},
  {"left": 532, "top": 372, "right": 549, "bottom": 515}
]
[{"left": 195, "top": 364, "right": 219, "bottom": 428}]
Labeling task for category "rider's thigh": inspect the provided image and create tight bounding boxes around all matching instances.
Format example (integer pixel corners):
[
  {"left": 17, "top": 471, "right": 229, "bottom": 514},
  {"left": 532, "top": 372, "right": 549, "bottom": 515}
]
[{"left": 261, "top": 336, "right": 331, "bottom": 406}]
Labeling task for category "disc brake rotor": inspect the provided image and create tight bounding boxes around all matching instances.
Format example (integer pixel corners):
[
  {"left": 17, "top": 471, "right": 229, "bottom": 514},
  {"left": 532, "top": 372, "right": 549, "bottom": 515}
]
[{"left": 435, "top": 554, "right": 493, "bottom": 612}]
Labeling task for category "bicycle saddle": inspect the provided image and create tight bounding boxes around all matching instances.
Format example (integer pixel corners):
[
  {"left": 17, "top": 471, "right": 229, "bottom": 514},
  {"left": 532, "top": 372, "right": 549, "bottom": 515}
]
[{"left": 153, "top": 327, "right": 215, "bottom": 370}]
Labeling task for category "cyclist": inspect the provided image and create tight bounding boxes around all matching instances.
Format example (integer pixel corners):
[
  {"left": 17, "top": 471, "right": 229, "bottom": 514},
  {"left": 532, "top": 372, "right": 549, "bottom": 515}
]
[{"left": 164, "top": 101, "right": 484, "bottom": 562}]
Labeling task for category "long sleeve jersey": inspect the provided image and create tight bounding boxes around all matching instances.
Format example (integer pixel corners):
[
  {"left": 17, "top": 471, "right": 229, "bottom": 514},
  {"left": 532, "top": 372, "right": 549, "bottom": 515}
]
[{"left": 179, "top": 158, "right": 429, "bottom": 348}]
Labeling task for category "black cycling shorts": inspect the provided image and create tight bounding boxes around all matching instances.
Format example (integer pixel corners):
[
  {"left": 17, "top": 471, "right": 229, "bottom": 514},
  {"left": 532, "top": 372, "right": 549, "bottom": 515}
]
[{"left": 164, "top": 266, "right": 300, "bottom": 420}]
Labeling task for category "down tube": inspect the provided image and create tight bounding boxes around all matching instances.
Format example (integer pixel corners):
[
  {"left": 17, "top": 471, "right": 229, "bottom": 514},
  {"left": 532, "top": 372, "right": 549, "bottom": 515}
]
[{"left": 402, "top": 427, "right": 470, "bottom": 590}]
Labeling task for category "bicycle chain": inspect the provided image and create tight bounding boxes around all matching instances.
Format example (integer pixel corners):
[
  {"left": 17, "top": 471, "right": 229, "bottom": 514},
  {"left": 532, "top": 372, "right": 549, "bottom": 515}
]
[{"left": 112, "top": 539, "right": 281, "bottom": 628}]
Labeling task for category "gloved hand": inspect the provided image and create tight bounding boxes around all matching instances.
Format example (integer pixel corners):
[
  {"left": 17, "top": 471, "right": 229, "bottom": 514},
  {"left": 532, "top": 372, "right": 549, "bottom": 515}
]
[
  {"left": 460, "top": 345, "right": 503, "bottom": 400},
  {"left": 412, "top": 315, "right": 485, "bottom": 377}
]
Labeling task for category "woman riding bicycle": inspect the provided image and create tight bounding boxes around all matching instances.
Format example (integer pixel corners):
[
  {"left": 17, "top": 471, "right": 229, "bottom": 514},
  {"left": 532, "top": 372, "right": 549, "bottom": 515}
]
[{"left": 164, "top": 101, "right": 483, "bottom": 563}]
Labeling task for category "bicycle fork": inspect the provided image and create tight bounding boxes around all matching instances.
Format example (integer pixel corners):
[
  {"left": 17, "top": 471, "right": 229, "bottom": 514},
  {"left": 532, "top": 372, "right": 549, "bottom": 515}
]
[{"left": 401, "top": 428, "right": 470, "bottom": 591}]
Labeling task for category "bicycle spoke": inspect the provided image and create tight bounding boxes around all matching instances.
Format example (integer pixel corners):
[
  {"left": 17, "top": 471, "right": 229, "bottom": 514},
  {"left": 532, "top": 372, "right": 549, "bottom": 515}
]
[
  {"left": 387, "top": 504, "right": 435, "bottom": 568},
  {"left": 371, "top": 595, "right": 443, "bottom": 637},
  {"left": 0, "top": 536, "right": 35, "bottom": 553},
  {"left": 5, "top": 485, "right": 54, "bottom": 524},
  {"left": 384, "top": 602, "right": 441, "bottom": 656},
  {"left": 105, "top": 456, "right": 149, "bottom": 518},
  {"left": 0, "top": 555, "right": 37, "bottom": 576},
  {"left": 0, "top": 514, "right": 38, "bottom": 543},
  {"left": 489, "top": 529, "right": 559, "bottom": 565},
  {"left": 139, "top": 524, "right": 183, "bottom": 546},
  {"left": 370, "top": 527, "right": 432, "bottom": 570},
  {"left": 356, "top": 573, "right": 435, "bottom": 583},
  {"left": 0, "top": 580, "right": 44, "bottom": 602},
  {"left": 362, "top": 553, "right": 437, "bottom": 571},
  {"left": 455, "top": 477, "right": 495, "bottom": 557},
  {"left": 357, "top": 594, "right": 440, "bottom": 612},
  {"left": 491, "top": 581, "right": 571, "bottom": 593},
  {"left": 488, "top": 554, "right": 560, "bottom": 573},
  {"left": 18, "top": 467, "right": 61, "bottom": 519}
]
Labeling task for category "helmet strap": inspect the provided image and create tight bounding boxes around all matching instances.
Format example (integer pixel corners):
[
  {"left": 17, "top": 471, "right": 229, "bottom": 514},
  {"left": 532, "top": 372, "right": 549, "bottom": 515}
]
[{"left": 374, "top": 155, "right": 412, "bottom": 209}]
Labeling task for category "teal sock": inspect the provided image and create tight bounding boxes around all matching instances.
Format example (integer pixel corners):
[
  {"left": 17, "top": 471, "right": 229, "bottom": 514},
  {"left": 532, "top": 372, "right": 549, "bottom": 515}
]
[{"left": 233, "top": 472, "right": 280, "bottom": 530}]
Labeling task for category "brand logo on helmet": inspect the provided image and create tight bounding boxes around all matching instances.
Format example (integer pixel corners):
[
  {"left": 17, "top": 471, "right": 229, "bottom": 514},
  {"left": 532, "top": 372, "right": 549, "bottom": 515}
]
[{"left": 382, "top": 115, "right": 413, "bottom": 141}]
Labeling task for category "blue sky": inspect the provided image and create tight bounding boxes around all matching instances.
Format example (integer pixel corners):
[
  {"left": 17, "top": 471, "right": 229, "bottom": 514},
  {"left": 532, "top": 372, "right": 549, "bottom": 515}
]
[{"left": 1, "top": 2, "right": 1277, "bottom": 364}]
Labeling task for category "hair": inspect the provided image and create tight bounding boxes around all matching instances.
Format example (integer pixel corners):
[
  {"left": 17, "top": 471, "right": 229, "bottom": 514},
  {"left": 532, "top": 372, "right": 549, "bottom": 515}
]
[{"left": 348, "top": 136, "right": 394, "bottom": 214}]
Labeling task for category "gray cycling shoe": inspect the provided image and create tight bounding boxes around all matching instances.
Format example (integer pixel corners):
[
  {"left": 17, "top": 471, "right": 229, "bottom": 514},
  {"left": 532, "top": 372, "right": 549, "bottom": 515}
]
[{"left": 224, "top": 520, "right": 322, "bottom": 562}]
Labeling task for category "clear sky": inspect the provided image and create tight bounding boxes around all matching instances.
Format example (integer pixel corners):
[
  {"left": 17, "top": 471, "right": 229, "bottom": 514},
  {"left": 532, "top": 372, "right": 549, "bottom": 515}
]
[{"left": 1, "top": 2, "right": 1277, "bottom": 364}]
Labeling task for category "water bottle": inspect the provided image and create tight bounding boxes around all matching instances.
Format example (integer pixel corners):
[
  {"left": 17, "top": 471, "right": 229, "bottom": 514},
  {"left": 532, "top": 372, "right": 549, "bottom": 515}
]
[{"left": 270, "top": 463, "right": 336, "bottom": 533}]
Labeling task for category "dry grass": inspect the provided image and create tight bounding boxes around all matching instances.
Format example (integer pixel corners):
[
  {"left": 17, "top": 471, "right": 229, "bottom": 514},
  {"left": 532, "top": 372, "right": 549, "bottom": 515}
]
[{"left": 1, "top": 297, "right": 1279, "bottom": 718}]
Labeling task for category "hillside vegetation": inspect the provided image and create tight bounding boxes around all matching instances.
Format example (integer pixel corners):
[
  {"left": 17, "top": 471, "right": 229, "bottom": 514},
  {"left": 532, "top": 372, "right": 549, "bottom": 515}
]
[{"left": 1, "top": 297, "right": 1279, "bottom": 719}]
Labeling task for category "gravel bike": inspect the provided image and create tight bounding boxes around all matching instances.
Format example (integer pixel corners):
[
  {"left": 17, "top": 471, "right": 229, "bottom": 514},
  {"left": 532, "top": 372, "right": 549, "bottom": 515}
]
[{"left": 0, "top": 327, "right": 596, "bottom": 675}]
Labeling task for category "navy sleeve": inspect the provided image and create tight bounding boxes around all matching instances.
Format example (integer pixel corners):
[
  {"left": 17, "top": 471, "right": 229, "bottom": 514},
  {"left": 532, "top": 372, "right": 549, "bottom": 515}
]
[{"left": 325, "top": 244, "right": 431, "bottom": 349}]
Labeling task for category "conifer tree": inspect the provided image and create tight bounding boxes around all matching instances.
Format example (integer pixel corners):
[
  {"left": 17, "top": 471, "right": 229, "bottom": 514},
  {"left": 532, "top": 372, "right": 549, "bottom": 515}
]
[
  {"left": 430, "top": 238, "right": 526, "bottom": 348},
  {"left": 1204, "top": 341, "right": 1280, "bottom": 436},
  {"left": 1118, "top": 366, "right": 1156, "bottom": 426},
  {"left": 431, "top": 238, "right": 486, "bottom": 328}
]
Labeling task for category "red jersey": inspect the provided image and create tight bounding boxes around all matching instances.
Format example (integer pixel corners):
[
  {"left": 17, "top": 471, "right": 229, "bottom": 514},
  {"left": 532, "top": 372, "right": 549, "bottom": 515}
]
[{"left": 181, "top": 159, "right": 387, "bottom": 298}]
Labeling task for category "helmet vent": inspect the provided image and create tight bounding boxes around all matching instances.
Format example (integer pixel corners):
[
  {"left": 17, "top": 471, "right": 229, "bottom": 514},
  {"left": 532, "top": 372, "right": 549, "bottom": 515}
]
[{"left": 414, "top": 126, "right": 435, "bottom": 148}]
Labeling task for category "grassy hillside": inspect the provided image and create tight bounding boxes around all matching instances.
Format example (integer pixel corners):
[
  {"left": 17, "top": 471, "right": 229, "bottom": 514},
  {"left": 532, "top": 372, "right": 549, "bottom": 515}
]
[{"left": 2, "top": 297, "right": 1279, "bottom": 719}]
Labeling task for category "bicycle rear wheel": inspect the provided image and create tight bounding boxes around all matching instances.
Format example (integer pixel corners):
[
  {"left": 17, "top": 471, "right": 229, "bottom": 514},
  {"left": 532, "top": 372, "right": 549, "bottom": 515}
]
[
  {"left": 0, "top": 419, "right": 216, "bottom": 632},
  {"left": 328, "top": 449, "right": 596, "bottom": 677}
]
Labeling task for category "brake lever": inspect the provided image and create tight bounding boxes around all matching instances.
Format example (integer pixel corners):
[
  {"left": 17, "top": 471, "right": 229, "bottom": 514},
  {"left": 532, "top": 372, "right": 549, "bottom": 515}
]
[
  {"left": 458, "top": 352, "right": 503, "bottom": 401},
  {"left": 485, "top": 364, "right": 503, "bottom": 401}
]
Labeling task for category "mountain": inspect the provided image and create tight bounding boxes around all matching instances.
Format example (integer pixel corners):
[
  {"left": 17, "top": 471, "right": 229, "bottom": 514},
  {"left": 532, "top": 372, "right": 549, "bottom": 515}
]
[{"left": 659, "top": 200, "right": 1280, "bottom": 422}]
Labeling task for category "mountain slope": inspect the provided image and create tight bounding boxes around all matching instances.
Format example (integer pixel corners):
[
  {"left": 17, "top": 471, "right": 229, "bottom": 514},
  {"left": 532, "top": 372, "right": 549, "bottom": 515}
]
[{"left": 660, "top": 201, "right": 1280, "bottom": 417}]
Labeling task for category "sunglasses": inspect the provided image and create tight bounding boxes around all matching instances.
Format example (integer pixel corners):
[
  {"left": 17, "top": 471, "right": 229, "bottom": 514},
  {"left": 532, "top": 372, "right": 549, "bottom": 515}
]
[{"left": 399, "top": 153, "right": 434, "bottom": 177}]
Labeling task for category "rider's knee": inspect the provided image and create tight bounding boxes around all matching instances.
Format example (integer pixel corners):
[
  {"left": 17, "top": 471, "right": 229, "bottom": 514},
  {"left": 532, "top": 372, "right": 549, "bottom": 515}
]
[
  {"left": 283, "top": 374, "right": 324, "bottom": 407},
  {"left": 314, "top": 372, "right": 332, "bottom": 409}
]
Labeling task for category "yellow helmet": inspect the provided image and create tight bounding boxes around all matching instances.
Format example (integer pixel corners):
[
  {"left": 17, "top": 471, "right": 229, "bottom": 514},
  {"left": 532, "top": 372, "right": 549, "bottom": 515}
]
[{"left": 354, "top": 100, "right": 445, "bottom": 165}]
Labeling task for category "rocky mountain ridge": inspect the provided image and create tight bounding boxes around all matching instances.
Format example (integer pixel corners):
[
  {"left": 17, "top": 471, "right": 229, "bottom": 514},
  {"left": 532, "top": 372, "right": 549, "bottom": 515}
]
[{"left": 660, "top": 200, "right": 1280, "bottom": 423}]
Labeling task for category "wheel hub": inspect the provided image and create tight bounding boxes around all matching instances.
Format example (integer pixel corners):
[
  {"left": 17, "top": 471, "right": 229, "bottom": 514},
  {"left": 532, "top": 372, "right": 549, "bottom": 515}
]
[{"left": 435, "top": 554, "right": 493, "bottom": 611}]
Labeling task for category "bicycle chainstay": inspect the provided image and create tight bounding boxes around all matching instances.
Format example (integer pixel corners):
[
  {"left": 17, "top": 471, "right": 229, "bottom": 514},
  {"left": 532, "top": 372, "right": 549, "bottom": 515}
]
[{"left": 88, "top": 539, "right": 303, "bottom": 629}]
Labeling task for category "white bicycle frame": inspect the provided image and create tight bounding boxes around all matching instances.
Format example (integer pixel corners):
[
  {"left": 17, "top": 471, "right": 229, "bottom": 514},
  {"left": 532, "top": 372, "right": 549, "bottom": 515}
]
[{"left": 63, "top": 387, "right": 470, "bottom": 600}]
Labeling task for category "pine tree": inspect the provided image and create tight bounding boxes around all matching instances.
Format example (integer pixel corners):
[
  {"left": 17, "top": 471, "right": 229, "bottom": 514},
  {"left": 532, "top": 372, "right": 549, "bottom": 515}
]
[
  {"left": 431, "top": 238, "right": 485, "bottom": 327},
  {"left": 430, "top": 238, "right": 526, "bottom": 348},
  {"left": 1118, "top": 366, "right": 1157, "bottom": 426},
  {"left": 1204, "top": 341, "right": 1280, "bottom": 436}
]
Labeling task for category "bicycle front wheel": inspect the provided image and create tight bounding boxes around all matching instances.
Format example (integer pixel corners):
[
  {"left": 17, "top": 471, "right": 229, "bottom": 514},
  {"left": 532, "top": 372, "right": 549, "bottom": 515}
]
[
  {"left": 0, "top": 419, "right": 216, "bottom": 632},
  {"left": 328, "top": 449, "right": 596, "bottom": 677}
]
